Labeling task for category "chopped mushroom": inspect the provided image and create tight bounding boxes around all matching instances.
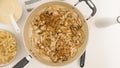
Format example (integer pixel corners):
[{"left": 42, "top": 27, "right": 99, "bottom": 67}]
[{"left": 30, "top": 5, "right": 85, "bottom": 63}]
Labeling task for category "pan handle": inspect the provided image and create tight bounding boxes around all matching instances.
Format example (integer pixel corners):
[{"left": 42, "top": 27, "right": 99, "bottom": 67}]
[
  {"left": 80, "top": 51, "right": 86, "bottom": 68},
  {"left": 12, "top": 55, "right": 32, "bottom": 68},
  {"left": 74, "top": 0, "right": 97, "bottom": 20}
]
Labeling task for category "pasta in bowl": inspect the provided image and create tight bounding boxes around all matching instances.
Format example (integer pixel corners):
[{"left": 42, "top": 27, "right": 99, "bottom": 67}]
[{"left": 0, "top": 29, "right": 17, "bottom": 66}]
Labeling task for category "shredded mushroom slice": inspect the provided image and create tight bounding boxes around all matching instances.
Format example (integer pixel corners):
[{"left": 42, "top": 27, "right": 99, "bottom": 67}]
[{"left": 30, "top": 5, "right": 85, "bottom": 63}]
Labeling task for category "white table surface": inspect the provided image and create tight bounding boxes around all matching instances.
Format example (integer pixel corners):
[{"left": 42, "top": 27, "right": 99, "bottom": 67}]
[{"left": 0, "top": 0, "right": 120, "bottom": 68}]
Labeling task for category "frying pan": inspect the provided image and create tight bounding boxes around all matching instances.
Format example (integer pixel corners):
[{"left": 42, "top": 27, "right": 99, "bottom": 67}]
[{"left": 13, "top": 1, "right": 96, "bottom": 68}]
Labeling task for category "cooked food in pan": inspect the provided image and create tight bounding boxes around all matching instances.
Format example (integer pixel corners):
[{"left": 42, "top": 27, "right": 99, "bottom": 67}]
[
  {"left": 30, "top": 5, "right": 85, "bottom": 63},
  {"left": 0, "top": 30, "right": 17, "bottom": 65}
]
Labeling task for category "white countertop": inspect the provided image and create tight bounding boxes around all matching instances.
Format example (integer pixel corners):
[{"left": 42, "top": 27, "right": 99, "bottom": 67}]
[{"left": 0, "top": 0, "right": 120, "bottom": 68}]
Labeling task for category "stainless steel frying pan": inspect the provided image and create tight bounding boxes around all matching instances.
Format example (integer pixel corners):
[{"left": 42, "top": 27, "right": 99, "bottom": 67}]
[{"left": 13, "top": 1, "right": 96, "bottom": 68}]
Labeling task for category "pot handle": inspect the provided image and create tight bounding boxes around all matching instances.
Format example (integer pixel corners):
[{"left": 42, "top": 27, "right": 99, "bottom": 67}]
[
  {"left": 74, "top": 0, "right": 97, "bottom": 20},
  {"left": 12, "top": 55, "right": 32, "bottom": 68}
]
